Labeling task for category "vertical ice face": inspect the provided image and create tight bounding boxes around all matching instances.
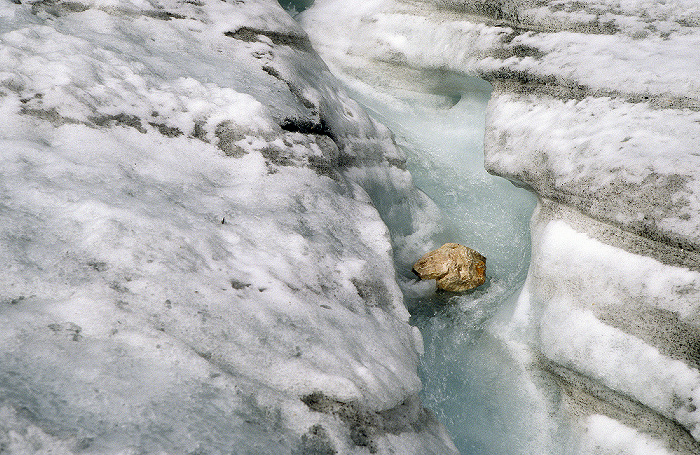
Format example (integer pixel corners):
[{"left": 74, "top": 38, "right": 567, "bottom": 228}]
[
  {"left": 0, "top": 0, "right": 460, "bottom": 453},
  {"left": 300, "top": 0, "right": 700, "bottom": 454}
]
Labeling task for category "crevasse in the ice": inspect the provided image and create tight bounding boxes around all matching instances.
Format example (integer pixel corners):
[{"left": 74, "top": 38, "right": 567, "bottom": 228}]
[{"left": 331, "top": 72, "right": 554, "bottom": 455}]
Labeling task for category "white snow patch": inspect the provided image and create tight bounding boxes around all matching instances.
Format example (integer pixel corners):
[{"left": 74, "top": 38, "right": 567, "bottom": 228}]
[{"left": 581, "top": 414, "right": 676, "bottom": 455}]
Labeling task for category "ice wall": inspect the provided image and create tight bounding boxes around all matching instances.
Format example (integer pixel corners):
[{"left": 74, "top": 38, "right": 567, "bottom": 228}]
[
  {"left": 0, "top": 0, "right": 458, "bottom": 453},
  {"left": 301, "top": 0, "right": 700, "bottom": 453}
]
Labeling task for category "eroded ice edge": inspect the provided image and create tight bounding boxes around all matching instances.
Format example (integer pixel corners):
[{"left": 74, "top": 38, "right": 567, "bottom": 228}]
[
  {"left": 301, "top": 0, "right": 700, "bottom": 454},
  {"left": 0, "top": 0, "right": 460, "bottom": 453}
]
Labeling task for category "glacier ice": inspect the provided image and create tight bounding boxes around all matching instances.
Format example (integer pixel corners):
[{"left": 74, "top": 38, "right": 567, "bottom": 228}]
[
  {"left": 291, "top": 26, "right": 556, "bottom": 451},
  {"left": 301, "top": 0, "right": 700, "bottom": 454},
  {"left": 5, "top": 0, "right": 700, "bottom": 453},
  {"left": 0, "top": 0, "right": 461, "bottom": 453}
]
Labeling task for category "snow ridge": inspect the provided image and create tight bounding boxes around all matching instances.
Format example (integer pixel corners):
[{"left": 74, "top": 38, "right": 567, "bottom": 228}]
[{"left": 0, "top": 0, "right": 457, "bottom": 453}]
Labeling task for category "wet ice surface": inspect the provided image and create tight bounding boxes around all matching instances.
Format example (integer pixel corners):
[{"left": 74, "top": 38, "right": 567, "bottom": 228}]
[{"left": 330, "top": 75, "right": 545, "bottom": 454}]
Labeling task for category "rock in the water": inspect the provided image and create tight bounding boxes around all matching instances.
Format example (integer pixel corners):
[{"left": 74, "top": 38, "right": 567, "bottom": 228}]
[{"left": 412, "top": 243, "right": 486, "bottom": 292}]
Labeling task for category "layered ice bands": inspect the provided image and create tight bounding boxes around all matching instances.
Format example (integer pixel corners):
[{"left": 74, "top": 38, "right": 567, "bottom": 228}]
[
  {"left": 0, "top": 0, "right": 458, "bottom": 453},
  {"left": 301, "top": 0, "right": 700, "bottom": 454}
]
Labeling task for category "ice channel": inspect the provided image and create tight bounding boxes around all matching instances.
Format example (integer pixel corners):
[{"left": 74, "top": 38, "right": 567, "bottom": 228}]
[
  {"left": 283, "top": 3, "right": 560, "bottom": 452},
  {"left": 320, "top": 70, "right": 547, "bottom": 453}
]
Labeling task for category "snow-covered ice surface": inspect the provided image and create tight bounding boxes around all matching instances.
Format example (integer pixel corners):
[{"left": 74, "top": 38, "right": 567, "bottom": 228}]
[
  {"left": 486, "top": 93, "right": 700, "bottom": 255},
  {"left": 0, "top": 0, "right": 460, "bottom": 453},
  {"left": 301, "top": 0, "right": 700, "bottom": 454}
]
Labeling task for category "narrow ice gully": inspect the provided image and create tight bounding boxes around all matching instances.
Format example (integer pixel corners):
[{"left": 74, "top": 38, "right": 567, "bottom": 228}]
[
  {"left": 4, "top": 0, "right": 695, "bottom": 452},
  {"left": 295, "top": 48, "right": 545, "bottom": 455},
  {"left": 345, "top": 73, "right": 552, "bottom": 455},
  {"left": 293, "top": 5, "right": 566, "bottom": 455}
]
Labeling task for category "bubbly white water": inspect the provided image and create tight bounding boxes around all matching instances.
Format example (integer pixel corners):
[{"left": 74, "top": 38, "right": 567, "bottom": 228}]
[{"left": 334, "top": 73, "right": 549, "bottom": 454}]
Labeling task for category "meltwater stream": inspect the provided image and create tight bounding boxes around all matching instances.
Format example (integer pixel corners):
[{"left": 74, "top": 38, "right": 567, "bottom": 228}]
[{"left": 338, "top": 76, "right": 544, "bottom": 454}]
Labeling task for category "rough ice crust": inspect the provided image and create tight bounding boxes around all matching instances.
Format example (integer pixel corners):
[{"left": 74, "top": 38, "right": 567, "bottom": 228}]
[
  {"left": 484, "top": 93, "right": 700, "bottom": 252},
  {"left": 302, "top": 0, "right": 700, "bottom": 453},
  {"left": 0, "top": 0, "right": 457, "bottom": 453},
  {"left": 486, "top": 2, "right": 700, "bottom": 452}
]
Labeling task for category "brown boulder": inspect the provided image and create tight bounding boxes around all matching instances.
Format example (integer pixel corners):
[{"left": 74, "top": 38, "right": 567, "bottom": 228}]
[{"left": 412, "top": 243, "right": 486, "bottom": 292}]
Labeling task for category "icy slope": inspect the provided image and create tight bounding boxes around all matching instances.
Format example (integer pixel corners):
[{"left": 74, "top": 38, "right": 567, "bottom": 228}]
[
  {"left": 0, "top": 0, "right": 458, "bottom": 453},
  {"left": 301, "top": 0, "right": 700, "bottom": 453}
]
